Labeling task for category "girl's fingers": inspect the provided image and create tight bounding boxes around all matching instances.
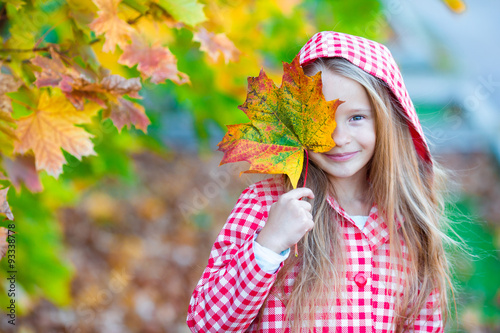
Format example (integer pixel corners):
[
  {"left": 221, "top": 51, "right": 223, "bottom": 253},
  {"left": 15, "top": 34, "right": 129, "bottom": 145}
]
[
  {"left": 296, "top": 200, "right": 312, "bottom": 212},
  {"left": 283, "top": 187, "right": 315, "bottom": 201}
]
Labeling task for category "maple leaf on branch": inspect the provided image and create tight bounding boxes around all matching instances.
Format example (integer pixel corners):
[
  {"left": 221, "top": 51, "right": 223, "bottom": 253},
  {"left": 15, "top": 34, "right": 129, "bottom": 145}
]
[
  {"left": 89, "top": 0, "right": 134, "bottom": 53},
  {"left": 30, "top": 49, "right": 149, "bottom": 132},
  {"left": 118, "top": 37, "right": 190, "bottom": 85},
  {"left": 13, "top": 92, "right": 101, "bottom": 178},
  {"left": 31, "top": 48, "right": 142, "bottom": 109},
  {"left": 193, "top": 27, "right": 241, "bottom": 64},
  {"left": 107, "top": 97, "right": 150, "bottom": 133},
  {"left": 30, "top": 47, "right": 76, "bottom": 88},
  {"left": 218, "top": 56, "right": 342, "bottom": 188}
]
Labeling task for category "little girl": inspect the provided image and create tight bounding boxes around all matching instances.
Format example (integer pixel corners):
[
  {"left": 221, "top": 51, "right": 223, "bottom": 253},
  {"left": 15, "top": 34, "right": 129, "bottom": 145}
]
[{"left": 187, "top": 31, "right": 452, "bottom": 332}]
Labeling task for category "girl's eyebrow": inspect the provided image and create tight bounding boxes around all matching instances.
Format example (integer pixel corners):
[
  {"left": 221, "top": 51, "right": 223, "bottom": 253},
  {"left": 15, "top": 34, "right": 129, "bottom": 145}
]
[{"left": 348, "top": 108, "right": 372, "bottom": 112}]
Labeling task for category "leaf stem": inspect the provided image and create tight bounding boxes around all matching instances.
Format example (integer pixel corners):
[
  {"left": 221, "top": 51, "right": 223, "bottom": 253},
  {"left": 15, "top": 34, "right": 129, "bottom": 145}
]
[
  {"left": 12, "top": 99, "right": 36, "bottom": 112},
  {"left": 303, "top": 149, "right": 309, "bottom": 187},
  {"left": 0, "top": 47, "right": 50, "bottom": 53},
  {"left": 33, "top": 17, "right": 70, "bottom": 50},
  {"left": 127, "top": 13, "right": 145, "bottom": 25},
  {"left": 295, "top": 149, "right": 310, "bottom": 257}
]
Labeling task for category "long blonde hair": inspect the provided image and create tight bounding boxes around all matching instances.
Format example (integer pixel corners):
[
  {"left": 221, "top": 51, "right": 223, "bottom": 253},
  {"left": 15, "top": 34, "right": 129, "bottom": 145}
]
[{"left": 265, "top": 57, "right": 454, "bottom": 332}]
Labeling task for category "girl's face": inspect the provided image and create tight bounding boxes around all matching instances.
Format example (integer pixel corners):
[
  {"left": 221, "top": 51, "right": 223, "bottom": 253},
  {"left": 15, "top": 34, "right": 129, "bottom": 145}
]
[{"left": 308, "top": 69, "right": 376, "bottom": 184}]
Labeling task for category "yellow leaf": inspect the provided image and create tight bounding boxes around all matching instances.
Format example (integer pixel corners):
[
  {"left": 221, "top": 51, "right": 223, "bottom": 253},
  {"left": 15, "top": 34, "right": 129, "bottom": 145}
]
[
  {"left": 442, "top": 0, "right": 466, "bottom": 13},
  {"left": 13, "top": 92, "right": 100, "bottom": 178}
]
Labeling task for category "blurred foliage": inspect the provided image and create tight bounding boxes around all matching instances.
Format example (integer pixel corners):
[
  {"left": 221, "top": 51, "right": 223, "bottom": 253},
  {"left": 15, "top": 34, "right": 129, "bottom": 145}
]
[
  {"left": 0, "top": 0, "right": 497, "bottom": 332},
  {"left": 442, "top": 153, "right": 500, "bottom": 331}
]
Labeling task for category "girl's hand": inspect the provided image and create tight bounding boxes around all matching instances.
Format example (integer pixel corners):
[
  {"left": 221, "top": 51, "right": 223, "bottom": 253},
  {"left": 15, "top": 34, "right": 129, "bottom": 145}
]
[{"left": 255, "top": 187, "right": 315, "bottom": 254}]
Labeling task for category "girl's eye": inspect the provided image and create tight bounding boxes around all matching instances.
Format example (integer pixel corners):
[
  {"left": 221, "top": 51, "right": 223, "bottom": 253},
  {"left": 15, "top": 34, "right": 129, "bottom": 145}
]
[{"left": 351, "top": 115, "right": 364, "bottom": 121}]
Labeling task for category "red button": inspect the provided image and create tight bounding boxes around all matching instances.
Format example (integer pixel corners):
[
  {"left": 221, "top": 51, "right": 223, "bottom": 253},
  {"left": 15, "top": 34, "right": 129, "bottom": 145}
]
[{"left": 354, "top": 272, "right": 367, "bottom": 287}]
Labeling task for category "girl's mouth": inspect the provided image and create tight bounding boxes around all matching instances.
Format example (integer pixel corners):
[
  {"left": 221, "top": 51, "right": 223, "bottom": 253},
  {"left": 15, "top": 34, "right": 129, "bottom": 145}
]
[{"left": 325, "top": 151, "right": 359, "bottom": 162}]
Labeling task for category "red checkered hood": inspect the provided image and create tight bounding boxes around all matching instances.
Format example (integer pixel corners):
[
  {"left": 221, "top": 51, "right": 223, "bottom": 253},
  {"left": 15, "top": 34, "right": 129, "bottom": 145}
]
[{"left": 299, "top": 31, "right": 431, "bottom": 163}]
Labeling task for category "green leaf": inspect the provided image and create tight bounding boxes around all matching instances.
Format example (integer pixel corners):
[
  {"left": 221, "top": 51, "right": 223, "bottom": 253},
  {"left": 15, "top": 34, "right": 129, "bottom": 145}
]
[
  {"left": 157, "top": 0, "right": 206, "bottom": 26},
  {"left": 0, "top": 186, "right": 74, "bottom": 312},
  {"left": 122, "top": 0, "right": 150, "bottom": 14},
  {"left": 4, "top": 0, "right": 25, "bottom": 10}
]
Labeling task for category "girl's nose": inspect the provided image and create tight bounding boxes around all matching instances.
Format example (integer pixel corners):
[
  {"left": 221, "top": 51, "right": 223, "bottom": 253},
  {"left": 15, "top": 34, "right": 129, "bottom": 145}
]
[{"left": 332, "top": 123, "right": 351, "bottom": 147}]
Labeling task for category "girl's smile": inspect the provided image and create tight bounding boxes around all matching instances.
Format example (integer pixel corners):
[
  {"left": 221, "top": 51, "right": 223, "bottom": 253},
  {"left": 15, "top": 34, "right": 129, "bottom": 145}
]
[{"left": 324, "top": 151, "right": 360, "bottom": 162}]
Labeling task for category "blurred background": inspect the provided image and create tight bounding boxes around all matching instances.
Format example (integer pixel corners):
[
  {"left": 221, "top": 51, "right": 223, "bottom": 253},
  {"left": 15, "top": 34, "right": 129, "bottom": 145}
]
[{"left": 1, "top": 0, "right": 499, "bottom": 332}]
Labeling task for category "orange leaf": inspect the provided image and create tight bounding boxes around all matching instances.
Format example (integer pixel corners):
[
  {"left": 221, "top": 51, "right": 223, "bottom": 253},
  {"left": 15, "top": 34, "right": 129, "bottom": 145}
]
[
  {"left": 193, "top": 27, "right": 241, "bottom": 64},
  {"left": 0, "top": 187, "right": 13, "bottom": 221},
  {"left": 32, "top": 48, "right": 104, "bottom": 109},
  {"left": 13, "top": 92, "right": 100, "bottom": 178},
  {"left": 118, "top": 37, "right": 190, "bottom": 85},
  {"left": 109, "top": 97, "right": 150, "bottom": 133},
  {"left": 89, "top": 0, "right": 134, "bottom": 53},
  {"left": 218, "top": 56, "right": 342, "bottom": 188},
  {"left": 31, "top": 47, "right": 77, "bottom": 88}
]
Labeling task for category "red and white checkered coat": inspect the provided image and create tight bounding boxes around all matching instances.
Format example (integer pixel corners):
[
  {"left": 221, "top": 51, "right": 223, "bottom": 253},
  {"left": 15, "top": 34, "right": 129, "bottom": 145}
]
[
  {"left": 187, "top": 178, "right": 442, "bottom": 332},
  {"left": 188, "top": 31, "right": 441, "bottom": 332}
]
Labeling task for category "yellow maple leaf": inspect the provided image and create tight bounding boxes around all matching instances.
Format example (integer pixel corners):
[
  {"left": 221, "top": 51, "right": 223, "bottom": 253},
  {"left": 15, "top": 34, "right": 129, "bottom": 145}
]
[
  {"left": 13, "top": 92, "right": 101, "bottom": 178},
  {"left": 89, "top": 0, "right": 134, "bottom": 53}
]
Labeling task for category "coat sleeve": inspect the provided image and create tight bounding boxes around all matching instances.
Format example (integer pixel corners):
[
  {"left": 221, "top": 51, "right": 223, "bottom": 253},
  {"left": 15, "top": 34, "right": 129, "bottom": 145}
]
[
  {"left": 407, "top": 288, "right": 444, "bottom": 332},
  {"left": 187, "top": 184, "right": 280, "bottom": 332}
]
